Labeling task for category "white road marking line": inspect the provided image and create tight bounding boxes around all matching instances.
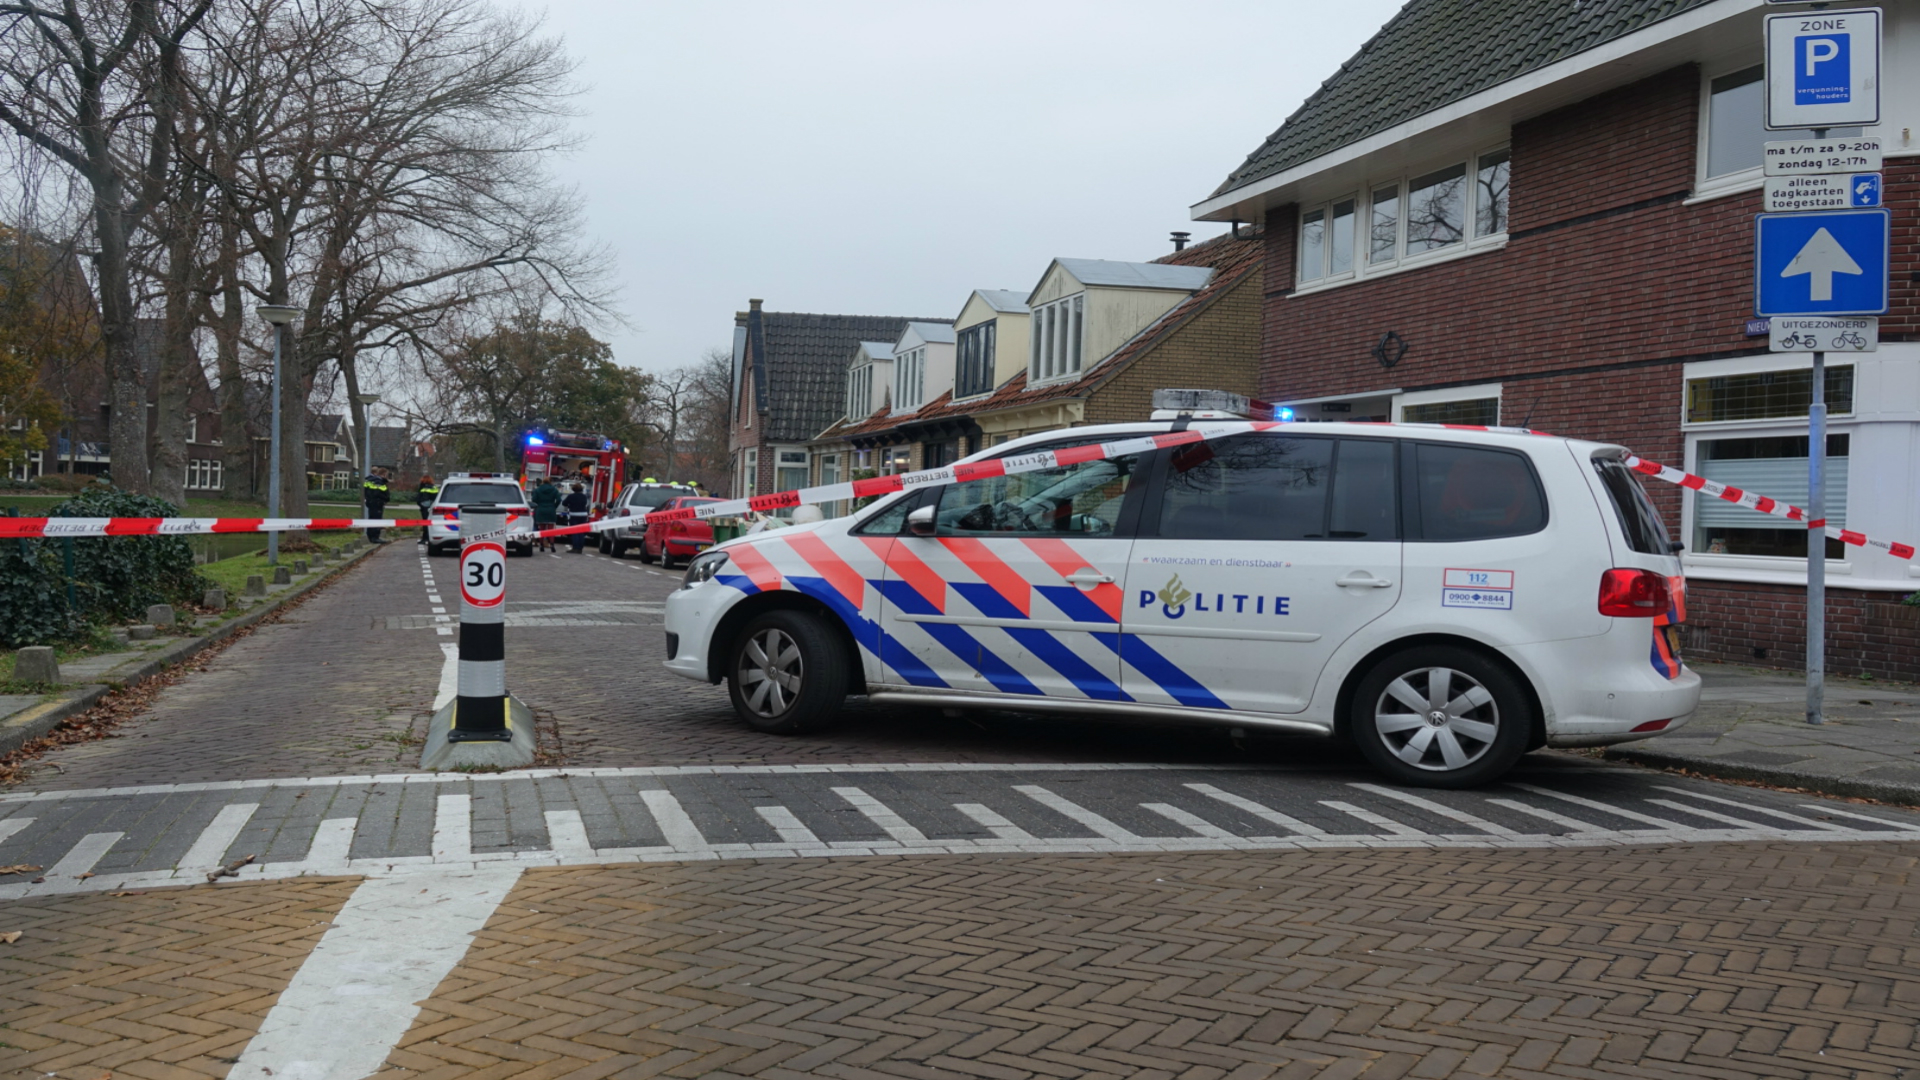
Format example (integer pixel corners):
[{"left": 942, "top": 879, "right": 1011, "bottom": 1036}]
[
  {"left": 179, "top": 803, "right": 258, "bottom": 870},
  {"left": 37, "top": 832, "right": 120, "bottom": 886},
  {"left": 433, "top": 794, "right": 471, "bottom": 860},
  {"left": 1142, "top": 802, "right": 1234, "bottom": 839},
  {"left": 1798, "top": 803, "right": 1915, "bottom": 829},
  {"left": 434, "top": 643, "right": 459, "bottom": 709},
  {"left": 1645, "top": 798, "right": 1795, "bottom": 835},
  {"left": 640, "top": 789, "right": 709, "bottom": 852},
  {"left": 544, "top": 810, "right": 594, "bottom": 858},
  {"left": 1187, "top": 784, "right": 1328, "bottom": 837},
  {"left": 1508, "top": 783, "right": 1690, "bottom": 831},
  {"left": 1484, "top": 798, "right": 1605, "bottom": 834},
  {"left": 1320, "top": 800, "right": 1426, "bottom": 838},
  {"left": 834, "top": 787, "right": 928, "bottom": 842},
  {"left": 300, "top": 818, "right": 357, "bottom": 871},
  {"left": 0, "top": 817, "right": 32, "bottom": 846},
  {"left": 227, "top": 866, "right": 523, "bottom": 1080},
  {"left": 1655, "top": 786, "right": 1847, "bottom": 831},
  {"left": 1016, "top": 785, "right": 1140, "bottom": 841},
  {"left": 755, "top": 805, "right": 823, "bottom": 846},
  {"left": 1350, "top": 784, "right": 1520, "bottom": 836},
  {"left": 955, "top": 803, "right": 1035, "bottom": 840}
]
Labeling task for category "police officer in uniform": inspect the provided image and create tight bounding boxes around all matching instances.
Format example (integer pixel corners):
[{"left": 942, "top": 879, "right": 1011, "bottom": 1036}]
[
  {"left": 414, "top": 473, "right": 439, "bottom": 544},
  {"left": 363, "top": 466, "right": 391, "bottom": 543}
]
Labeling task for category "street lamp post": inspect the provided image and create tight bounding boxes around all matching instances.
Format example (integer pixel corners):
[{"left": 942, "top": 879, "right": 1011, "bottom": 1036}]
[
  {"left": 353, "top": 392, "right": 381, "bottom": 481},
  {"left": 256, "top": 305, "right": 301, "bottom": 565}
]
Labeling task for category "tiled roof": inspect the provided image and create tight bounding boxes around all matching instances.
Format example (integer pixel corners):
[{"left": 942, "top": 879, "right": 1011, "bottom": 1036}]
[
  {"left": 748, "top": 311, "right": 935, "bottom": 443},
  {"left": 1209, "top": 0, "right": 1715, "bottom": 201},
  {"left": 824, "top": 229, "right": 1264, "bottom": 442}
]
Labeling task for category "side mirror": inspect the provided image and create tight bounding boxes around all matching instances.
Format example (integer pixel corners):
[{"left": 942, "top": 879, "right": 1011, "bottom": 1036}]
[{"left": 907, "top": 505, "right": 936, "bottom": 537}]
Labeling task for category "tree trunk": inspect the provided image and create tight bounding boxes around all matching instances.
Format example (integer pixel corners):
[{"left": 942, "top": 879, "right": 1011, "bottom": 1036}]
[
  {"left": 213, "top": 224, "right": 250, "bottom": 501},
  {"left": 149, "top": 227, "right": 197, "bottom": 508},
  {"left": 94, "top": 195, "right": 150, "bottom": 496},
  {"left": 341, "top": 346, "right": 366, "bottom": 474}
]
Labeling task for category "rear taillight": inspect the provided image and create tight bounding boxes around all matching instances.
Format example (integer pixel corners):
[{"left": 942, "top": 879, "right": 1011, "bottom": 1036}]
[{"left": 1598, "top": 568, "right": 1670, "bottom": 617}]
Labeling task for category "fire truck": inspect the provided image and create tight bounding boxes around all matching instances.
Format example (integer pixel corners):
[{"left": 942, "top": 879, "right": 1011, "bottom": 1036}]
[{"left": 519, "top": 428, "right": 628, "bottom": 506}]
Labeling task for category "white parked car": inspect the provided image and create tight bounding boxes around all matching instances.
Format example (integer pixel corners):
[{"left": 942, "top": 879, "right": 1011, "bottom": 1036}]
[
  {"left": 426, "top": 473, "right": 535, "bottom": 557},
  {"left": 662, "top": 396, "right": 1699, "bottom": 787}
]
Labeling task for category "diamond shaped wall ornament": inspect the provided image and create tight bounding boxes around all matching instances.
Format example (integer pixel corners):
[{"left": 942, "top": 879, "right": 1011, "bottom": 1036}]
[{"left": 1371, "top": 331, "right": 1408, "bottom": 369}]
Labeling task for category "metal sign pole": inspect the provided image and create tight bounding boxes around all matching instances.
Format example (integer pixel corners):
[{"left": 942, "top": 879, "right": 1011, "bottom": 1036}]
[
  {"left": 452, "top": 506, "right": 511, "bottom": 742},
  {"left": 1807, "top": 349, "right": 1825, "bottom": 726}
]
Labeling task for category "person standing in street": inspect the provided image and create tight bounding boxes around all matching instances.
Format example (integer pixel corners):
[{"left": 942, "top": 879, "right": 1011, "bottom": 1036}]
[
  {"left": 562, "top": 482, "right": 590, "bottom": 554},
  {"left": 414, "top": 473, "right": 439, "bottom": 545},
  {"left": 530, "top": 476, "right": 561, "bottom": 552},
  {"left": 363, "top": 466, "right": 391, "bottom": 543}
]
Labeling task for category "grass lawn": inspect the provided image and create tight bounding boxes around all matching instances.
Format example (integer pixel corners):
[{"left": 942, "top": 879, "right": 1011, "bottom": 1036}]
[{"left": 196, "top": 529, "right": 367, "bottom": 597}]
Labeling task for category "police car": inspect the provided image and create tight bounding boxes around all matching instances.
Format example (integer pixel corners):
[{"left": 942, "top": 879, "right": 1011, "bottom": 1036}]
[
  {"left": 661, "top": 391, "right": 1700, "bottom": 787},
  {"left": 425, "top": 473, "right": 536, "bottom": 557}
]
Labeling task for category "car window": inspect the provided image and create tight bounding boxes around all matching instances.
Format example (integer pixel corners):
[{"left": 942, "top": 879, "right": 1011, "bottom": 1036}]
[
  {"left": 1327, "top": 439, "right": 1398, "bottom": 540},
  {"left": 627, "top": 487, "right": 689, "bottom": 509},
  {"left": 1593, "top": 458, "right": 1672, "bottom": 554},
  {"left": 1408, "top": 442, "right": 1547, "bottom": 541},
  {"left": 1154, "top": 435, "right": 1334, "bottom": 541},
  {"left": 439, "top": 483, "right": 524, "bottom": 506},
  {"left": 935, "top": 452, "right": 1142, "bottom": 537},
  {"left": 851, "top": 491, "right": 925, "bottom": 536}
]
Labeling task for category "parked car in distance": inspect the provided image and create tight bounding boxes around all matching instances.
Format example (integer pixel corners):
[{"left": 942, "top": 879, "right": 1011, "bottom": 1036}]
[
  {"left": 640, "top": 495, "right": 725, "bottom": 568},
  {"left": 603, "top": 481, "right": 700, "bottom": 557},
  {"left": 426, "top": 473, "right": 535, "bottom": 557}
]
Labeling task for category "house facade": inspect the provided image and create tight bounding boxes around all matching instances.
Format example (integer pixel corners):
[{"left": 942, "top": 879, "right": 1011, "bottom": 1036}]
[
  {"left": 728, "top": 300, "right": 924, "bottom": 501},
  {"left": 1192, "top": 0, "right": 1920, "bottom": 676}
]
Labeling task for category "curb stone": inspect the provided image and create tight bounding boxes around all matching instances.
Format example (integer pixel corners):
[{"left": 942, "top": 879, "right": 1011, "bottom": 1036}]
[
  {"left": 1603, "top": 743, "right": 1920, "bottom": 807},
  {"left": 0, "top": 543, "right": 382, "bottom": 758}
]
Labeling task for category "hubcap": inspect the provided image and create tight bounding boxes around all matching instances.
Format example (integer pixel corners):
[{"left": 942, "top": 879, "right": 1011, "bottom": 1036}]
[
  {"left": 1373, "top": 666, "right": 1499, "bottom": 772},
  {"left": 737, "top": 628, "right": 803, "bottom": 718}
]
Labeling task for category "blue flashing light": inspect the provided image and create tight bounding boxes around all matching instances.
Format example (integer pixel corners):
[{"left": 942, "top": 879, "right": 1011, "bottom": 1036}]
[
  {"left": 1277, "top": 407, "right": 1295, "bottom": 421},
  {"left": 526, "top": 434, "right": 544, "bottom": 446}
]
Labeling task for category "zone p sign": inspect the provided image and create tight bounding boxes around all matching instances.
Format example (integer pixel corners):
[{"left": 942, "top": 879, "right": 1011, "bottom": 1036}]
[
  {"left": 1765, "top": 8, "right": 1880, "bottom": 129},
  {"left": 460, "top": 541, "right": 506, "bottom": 608}
]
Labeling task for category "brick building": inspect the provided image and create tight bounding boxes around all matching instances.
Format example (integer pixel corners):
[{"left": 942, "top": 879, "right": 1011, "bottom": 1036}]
[{"left": 1191, "top": 0, "right": 1919, "bottom": 677}]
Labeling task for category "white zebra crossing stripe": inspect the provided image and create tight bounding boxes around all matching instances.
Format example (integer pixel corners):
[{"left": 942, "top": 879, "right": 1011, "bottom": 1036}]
[
  {"left": 1186, "top": 783, "right": 1328, "bottom": 837},
  {"left": 640, "top": 789, "right": 709, "bottom": 852},
  {"left": 1016, "top": 785, "right": 1139, "bottom": 842},
  {"left": 755, "top": 805, "right": 823, "bottom": 847},
  {"left": 433, "top": 794, "right": 471, "bottom": 860},
  {"left": 834, "top": 787, "right": 929, "bottom": 843},
  {"left": 0, "top": 817, "right": 32, "bottom": 847},
  {"left": 1350, "top": 784, "right": 1521, "bottom": 837},
  {"left": 179, "top": 803, "right": 258, "bottom": 871},
  {"left": 956, "top": 803, "right": 1034, "bottom": 840},
  {"left": 544, "top": 810, "right": 594, "bottom": 858},
  {"left": 1320, "top": 801, "right": 1427, "bottom": 839},
  {"left": 1142, "top": 803, "right": 1234, "bottom": 839}
]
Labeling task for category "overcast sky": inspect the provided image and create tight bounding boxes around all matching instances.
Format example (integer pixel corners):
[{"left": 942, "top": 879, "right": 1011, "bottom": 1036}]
[{"left": 505, "top": 0, "right": 1407, "bottom": 373}]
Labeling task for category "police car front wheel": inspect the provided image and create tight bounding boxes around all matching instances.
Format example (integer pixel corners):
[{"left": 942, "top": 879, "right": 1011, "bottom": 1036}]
[
  {"left": 726, "top": 610, "right": 850, "bottom": 734},
  {"left": 1350, "top": 646, "right": 1530, "bottom": 788}
]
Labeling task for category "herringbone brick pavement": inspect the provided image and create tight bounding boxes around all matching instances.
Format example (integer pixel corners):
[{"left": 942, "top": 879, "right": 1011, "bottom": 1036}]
[
  {"left": 0, "top": 878, "right": 361, "bottom": 1080},
  {"left": 381, "top": 844, "right": 1920, "bottom": 1080}
]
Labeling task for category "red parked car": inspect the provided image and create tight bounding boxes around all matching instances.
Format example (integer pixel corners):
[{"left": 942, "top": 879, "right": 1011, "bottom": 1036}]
[{"left": 639, "top": 496, "right": 724, "bottom": 568}]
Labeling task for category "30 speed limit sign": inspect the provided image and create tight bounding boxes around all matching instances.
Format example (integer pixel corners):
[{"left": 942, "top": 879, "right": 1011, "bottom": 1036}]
[{"left": 459, "top": 541, "right": 506, "bottom": 607}]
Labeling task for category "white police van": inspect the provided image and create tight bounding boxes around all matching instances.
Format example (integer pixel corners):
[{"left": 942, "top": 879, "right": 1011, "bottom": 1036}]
[
  {"left": 661, "top": 391, "right": 1699, "bottom": 786},
  {"left": 426, "top": 473, "right": 536, "bottom": 557}
]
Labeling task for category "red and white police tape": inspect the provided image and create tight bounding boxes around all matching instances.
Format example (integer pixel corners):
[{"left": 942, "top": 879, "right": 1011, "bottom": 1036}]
[{"left": 6, "top": 419, "right": 1913, "bottom": 563}]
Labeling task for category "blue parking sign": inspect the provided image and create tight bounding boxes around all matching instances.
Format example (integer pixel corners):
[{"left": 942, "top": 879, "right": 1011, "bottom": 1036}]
[
  {"left": 1754, "top": 208, "right": 1889, "bottom": 316},
  {"left": 1795, "top": 31, "right": 1852, "bottom": 105}
]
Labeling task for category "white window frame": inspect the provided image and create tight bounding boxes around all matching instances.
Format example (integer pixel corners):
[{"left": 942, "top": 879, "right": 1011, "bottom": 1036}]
[
  {"left": 1392, "top": 383, "right": 1503, "bottom": 425},
  {"left": 1294, "top": 144, "right": 1510, "bottom": 296},
  {"left": 1690, "top": 63, "right": 1863, "bottom": 205},
  {"left": 1027, "top": 293, "right": 1084, "bottom": 385},
  {"left": 186, "top": 414, "right": 198, "bottom": 444},
  {"left": 895, "top": 347, "right": 926, "bottom": 411},
  {"left": 741, "top": 447, "right": 758, "bottom": 498}
]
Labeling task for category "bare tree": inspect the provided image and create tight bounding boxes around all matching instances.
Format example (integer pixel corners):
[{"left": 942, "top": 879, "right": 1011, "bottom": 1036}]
[{"left": 0, "top": 0, "right": 214, "bottom": 494}]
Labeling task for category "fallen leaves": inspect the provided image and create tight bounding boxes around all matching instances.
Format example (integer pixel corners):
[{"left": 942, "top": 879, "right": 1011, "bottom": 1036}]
[
  {"left": 206, "top": 853, "right": 256, "bottom": 883},
  {"left": 0, "top": 931, "right": 21, "bottom": 945},
  {"left": 0, "top": 864, "right": 41, "bottom": 875}
]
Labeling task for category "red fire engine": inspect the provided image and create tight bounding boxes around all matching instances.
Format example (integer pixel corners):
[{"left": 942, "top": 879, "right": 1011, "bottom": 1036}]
[{"left": 520, "top": 428, "right": 628, "bottom": 507}]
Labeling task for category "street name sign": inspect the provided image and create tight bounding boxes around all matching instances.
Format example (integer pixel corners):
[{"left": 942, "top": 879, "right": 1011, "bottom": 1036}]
[
  {"left": 1763, "top": 172, "right": 1882, "bottom": 211},
  {"left": 1753, "top": 208, "right": 1889, "bottom": 316},
  {"left": 1769, "top": 316, "right": 1878, "bottom": 353},
  {"left": 1765, "top": 8, "right": 1881, "bottom": 129},
  {"left": 1762, "top": 136, "right": 1881, "bottom": 176}
]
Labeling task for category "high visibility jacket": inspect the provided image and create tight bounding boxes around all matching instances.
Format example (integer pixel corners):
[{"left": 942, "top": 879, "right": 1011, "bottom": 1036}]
[
  {"left": 415, "top": 482, "right": 439, "bottom": 510},
  {"left": 363, "top": 475, "right": 390, "bottom": 507}
]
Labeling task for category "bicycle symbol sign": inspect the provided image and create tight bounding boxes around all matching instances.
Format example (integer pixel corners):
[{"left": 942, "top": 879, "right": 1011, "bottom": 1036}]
[{"left": 460, "top": 542, "right": 506, "bottom": 607}]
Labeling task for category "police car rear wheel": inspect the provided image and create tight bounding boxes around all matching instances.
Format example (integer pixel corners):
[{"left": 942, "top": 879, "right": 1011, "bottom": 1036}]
[
  {"left": 1350, "top": 646, "right": 1529, "bottom": 788},
  {"left": 727, "top": 610, "right": 849, "bottom": 734}
]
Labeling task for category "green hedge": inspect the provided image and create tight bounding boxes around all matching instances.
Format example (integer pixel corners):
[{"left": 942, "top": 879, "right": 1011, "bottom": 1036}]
[{"left": 0, "top": 488, "right": 208, "bottom": 648}]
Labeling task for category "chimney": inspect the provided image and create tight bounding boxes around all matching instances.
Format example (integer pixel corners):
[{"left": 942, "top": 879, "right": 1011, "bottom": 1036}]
[
  {"left": 1170, "top": 232, "right": 1191, "bottom": 252},
  {"left": 748, "top": 298, "right": 763, "bottom": 311}
]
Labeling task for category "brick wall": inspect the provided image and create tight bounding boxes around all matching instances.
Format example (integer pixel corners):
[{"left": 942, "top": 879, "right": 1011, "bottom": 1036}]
[
  {"left": 1086, "top": 265, "right": 1267, "bottom": 425},
  {"left": 1686, "top": 580, "right": 1920, "bottom": 680}
]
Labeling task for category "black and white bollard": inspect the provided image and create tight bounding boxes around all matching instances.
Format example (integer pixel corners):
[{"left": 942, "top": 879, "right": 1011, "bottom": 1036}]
[{"left": 421, "top": 504, "right": 535, "bottom": 769}]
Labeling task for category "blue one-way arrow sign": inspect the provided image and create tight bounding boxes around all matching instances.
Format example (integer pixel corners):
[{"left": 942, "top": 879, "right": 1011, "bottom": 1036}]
[{"left": 1754, "top": 208, "right": 1890, "bottom": 316}]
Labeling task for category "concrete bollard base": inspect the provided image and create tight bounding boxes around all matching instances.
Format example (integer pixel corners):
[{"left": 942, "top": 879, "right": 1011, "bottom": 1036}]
[{"left": 419, "top": 695, "right": 536, "bottom": 770}]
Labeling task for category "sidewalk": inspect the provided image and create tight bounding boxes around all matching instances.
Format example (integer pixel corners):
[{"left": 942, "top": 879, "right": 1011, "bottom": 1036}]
[{"left": 1605, "top": 661, "right": 1920, "bottom": 804}]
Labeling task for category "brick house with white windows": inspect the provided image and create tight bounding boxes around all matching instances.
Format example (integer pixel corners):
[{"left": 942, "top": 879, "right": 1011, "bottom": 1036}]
[
  {"left": 1193, "top": 0, "right": 1919, "bottom": 677},
  {"left": 728, "top": 300, "right": 929, "bottom": 501}
]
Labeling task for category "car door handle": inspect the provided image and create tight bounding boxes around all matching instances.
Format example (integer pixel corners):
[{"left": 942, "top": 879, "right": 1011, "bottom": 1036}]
[
  {"left": 1336, "top": 571, "right": 1394, "bottom": 589},
  {"left": 1065, "top": 569, "right": 1114, "bottom": 587}
]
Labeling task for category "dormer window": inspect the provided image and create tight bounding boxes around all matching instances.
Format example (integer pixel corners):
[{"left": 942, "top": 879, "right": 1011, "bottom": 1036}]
[
  {"left": 1029, "top": 294, "right": 1083, "bottom": 383},
  {"left": 956, "top": 322, "right": 997, "bottom": 399}
]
